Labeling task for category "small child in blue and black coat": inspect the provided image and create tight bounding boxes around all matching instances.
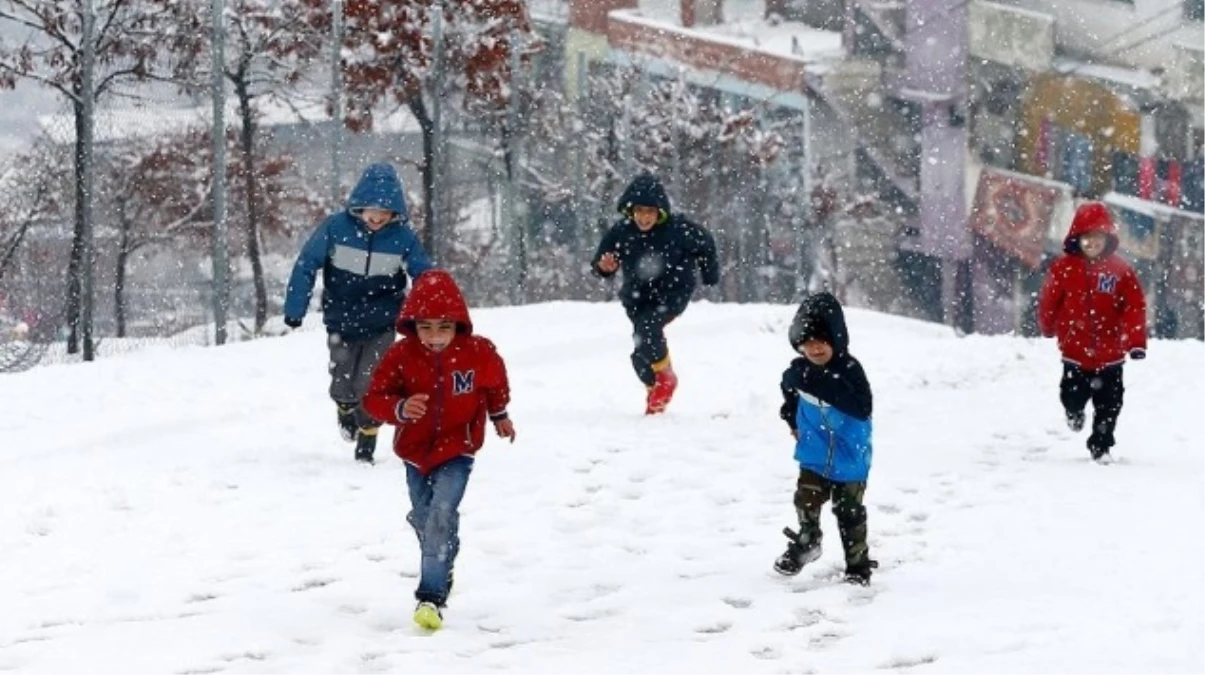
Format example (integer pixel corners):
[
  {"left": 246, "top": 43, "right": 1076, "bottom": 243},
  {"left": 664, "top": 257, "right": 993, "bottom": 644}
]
[{"left": 775, "top": 292, "right": 875, "bottom": 585}]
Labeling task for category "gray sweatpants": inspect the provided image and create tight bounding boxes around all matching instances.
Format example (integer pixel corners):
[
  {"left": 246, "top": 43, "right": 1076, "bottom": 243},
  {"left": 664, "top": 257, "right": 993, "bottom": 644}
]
[{"left": 328, "top": 330, "right": 395, "bottom": 429}]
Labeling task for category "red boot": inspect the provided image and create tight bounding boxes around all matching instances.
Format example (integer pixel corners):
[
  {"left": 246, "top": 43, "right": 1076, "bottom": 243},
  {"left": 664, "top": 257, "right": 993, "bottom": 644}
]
[{"left": 645, "top": 364, "right": 678, "bottom": 415}]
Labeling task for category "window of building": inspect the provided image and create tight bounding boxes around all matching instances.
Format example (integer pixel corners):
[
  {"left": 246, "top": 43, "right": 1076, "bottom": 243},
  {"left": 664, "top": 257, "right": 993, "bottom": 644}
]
[{"left": 1187, "top": 0, "right": 1204, "bottom": 21}]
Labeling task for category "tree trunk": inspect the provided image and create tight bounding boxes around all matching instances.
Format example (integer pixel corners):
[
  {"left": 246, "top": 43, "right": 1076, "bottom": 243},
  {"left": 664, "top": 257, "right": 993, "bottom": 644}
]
[
  {"left": 408, "top": 95, "right": 436, "bottom": 257},
  {"left": 235, "top": 78, "right": 268, "bottom": 333},
  {"left": 0, "top": 222, "right": 31, "bottom": 284},
  {"left": 114, "top": 215, "right": 129, "bottom": 338},
  {"left": 66, "top": 100, "right": 87, "bottom": 354}
]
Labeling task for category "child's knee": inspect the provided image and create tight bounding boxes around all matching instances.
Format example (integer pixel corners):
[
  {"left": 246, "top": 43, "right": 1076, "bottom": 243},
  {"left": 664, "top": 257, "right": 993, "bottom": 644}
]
[{"left": 794, "top": 481, "right": 827, "bottom": 513}]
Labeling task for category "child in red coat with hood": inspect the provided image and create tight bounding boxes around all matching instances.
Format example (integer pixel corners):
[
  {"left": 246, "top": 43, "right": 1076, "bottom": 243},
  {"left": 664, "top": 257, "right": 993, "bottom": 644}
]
[
  {"left": 363, "top": 270, "right": 515, "bottom": 630},
  {"left": 1038, "top": 202, "right": 1147, "bottom": 463}
]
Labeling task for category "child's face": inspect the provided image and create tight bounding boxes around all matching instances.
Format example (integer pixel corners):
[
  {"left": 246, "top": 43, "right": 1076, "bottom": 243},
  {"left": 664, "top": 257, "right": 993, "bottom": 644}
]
[
  {"left": 416, "top": 319, "right": 456, "bottom": 352},
  {"left": 360, "top": 208, "right": 394, "bottom": 230},
  {"left": 632, "top": 205, "right": 659, "bottom": 231},
  {"left": 1080, "top": 231, "right": 1107, "bottom": 259},
  {"left": 798, "top": 339, "right": 834, "bottom": 366}
]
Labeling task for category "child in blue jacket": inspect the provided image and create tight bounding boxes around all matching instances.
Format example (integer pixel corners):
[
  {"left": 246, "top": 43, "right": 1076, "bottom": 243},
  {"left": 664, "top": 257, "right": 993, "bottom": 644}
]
[
  {"left": 775, "top": 292, "right": 875, "bottom": 585},
  {"left": 283, "top": 163, "right": 434, "bottom": 463}
]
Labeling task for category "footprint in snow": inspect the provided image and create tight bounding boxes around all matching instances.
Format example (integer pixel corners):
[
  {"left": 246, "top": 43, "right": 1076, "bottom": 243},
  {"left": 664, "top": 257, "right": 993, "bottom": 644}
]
[
  {"left": 694, "top": 621, "right": 732, "bottom": 634},
  {"left": 880, "top": 653, "right": 939, "bottom": 669},
  {"left": 291, "top": 577, "right": 336, "bottom": 592},
  {"left": 750, "top": 645, "right": 781, "bottom": 660},
  {"left": 808, "top": 629, "right": 848, "bottom": 649}
]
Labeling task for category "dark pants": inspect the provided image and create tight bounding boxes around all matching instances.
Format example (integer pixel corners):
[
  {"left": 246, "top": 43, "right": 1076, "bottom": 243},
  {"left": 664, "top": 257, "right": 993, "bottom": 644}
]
[
  {"left": 625, "top": 297, "right": 688, "bottom": 386},
  {"left": 327, "top": 329, "right": 394, "bottom": 428},
  {"left": 794, "top": 469, "right": 870, "bottom": 569},
  {"left": 406, "top": 456, "right": 474, "bottom": 606},
  {"left": 1060, "top": 362, "right": 1125, "bottom": 453}
]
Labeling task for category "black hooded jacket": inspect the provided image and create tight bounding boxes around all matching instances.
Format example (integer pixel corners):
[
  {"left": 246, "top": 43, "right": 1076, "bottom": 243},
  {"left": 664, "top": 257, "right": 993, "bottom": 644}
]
[
  {"left": 592, "top": 173, "right": 721, "bottom": 310},
  {"left": 780, "top": 292, "right": 873, "bottom": 425}
]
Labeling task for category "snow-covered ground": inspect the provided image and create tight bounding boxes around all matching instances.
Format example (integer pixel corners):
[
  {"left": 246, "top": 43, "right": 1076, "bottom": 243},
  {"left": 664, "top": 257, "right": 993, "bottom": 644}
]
[{"left": 1, "top": 301, "right": 1202, "bottom": 673}]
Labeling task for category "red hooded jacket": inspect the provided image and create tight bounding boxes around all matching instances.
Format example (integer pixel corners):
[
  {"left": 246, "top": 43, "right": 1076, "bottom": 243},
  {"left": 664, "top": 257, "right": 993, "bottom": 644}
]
[
  {"left": 1037, "top": 202, "right": 1148, "bottom": 371},
  {"left": 362, "top": 270, "right": 511, "bottom": 474}
]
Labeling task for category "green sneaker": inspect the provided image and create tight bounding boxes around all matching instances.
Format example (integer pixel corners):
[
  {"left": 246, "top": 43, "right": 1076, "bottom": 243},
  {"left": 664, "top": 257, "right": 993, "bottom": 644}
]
[{"left": 414, "top": 601, "right": 442, "bottom": 630}]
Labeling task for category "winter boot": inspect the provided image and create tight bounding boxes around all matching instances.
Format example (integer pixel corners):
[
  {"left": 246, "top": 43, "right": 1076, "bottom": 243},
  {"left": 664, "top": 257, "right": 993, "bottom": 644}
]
[
  {"left": 337, "top": 404, "right": 357, "bottom": 442},
  {"left": 843, "top": 560, "right": 877, "bottom": 586},
  {"left": 354, "top": 427, "right": 378, "bottom": 464},
  {"left": 773, "top": 527, "right": 822, "bottom": 576},
  {"left": 1090, "top": 445, "right": 1114, "bottom": 464},
  {"left": 645, "top": 362, "right": 678, "bottom": 415},
  {"left": 1066, "top": 409, "right": 1086, "bottom": 433},
  {"left": 413, "top": 601, "right": 443, "bottom": 630}
]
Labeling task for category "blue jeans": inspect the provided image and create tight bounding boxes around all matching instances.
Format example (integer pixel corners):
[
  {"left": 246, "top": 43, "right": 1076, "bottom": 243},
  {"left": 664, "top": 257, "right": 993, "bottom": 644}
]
[{"left": 405, "top": 456, "right": 473, "bottom": 605}]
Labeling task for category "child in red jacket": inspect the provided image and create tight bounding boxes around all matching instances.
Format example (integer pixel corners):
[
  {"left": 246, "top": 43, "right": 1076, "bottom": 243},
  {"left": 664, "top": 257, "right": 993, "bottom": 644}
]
[
  {"left": 362, "top": 270, "right": 515, "bottom": 630},
  {"left": 1038, "top": 202, "right": 1147, "bottom": 463}
]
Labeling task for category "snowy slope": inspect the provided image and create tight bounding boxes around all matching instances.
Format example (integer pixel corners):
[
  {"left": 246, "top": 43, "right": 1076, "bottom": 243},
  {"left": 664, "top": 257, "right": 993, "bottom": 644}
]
[{"left": 1, "top": 302, "right": 1202, "bottom": 673}]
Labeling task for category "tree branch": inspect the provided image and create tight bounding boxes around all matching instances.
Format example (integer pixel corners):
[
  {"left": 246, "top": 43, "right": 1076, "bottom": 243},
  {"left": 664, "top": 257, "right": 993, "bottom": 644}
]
[
  {"left": 0, "top": 62, "right": 77, "bottom": 102},
  {"left": 1, "top": 0, "right": 77, "bottom": 53}
]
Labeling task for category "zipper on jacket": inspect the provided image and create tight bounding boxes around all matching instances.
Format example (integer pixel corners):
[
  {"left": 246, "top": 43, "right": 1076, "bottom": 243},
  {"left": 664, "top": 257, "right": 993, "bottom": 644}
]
[
  {"left": 818, "top": 404, "right": 836, "bottom": 478},
  {"left": 427, "top": 351, "right": 445, "bottom": 458},
  {"left": 364, "top": 231, "right": 375, "bottom": 276}
]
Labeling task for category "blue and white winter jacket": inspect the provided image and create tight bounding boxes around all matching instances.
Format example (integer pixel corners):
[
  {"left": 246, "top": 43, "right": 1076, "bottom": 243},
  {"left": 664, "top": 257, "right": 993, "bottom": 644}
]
[
  {"left": 283, "top": 163, "right": 434, "bottom": 340},
  {"left": 780, "top": 292, "right": 874, "bottom": 482}
]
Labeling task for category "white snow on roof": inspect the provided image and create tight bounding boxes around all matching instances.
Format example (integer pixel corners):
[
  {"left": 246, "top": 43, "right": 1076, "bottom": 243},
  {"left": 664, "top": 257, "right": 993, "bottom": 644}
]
[
  {"left": 611, "top": 8, "right": 844, "bottom": 64},
  {"left": 1051, "top": 57, "right": 1162, "bottom": 92},
  {"left": 529, "top": 0, "right": 569, "bottom": 22},
  {"left": 36, "top": 97, "right": 417, "bottom": 145},
  {"left": 1104, "top": 191, "right": 1205, "bottom": 222}
]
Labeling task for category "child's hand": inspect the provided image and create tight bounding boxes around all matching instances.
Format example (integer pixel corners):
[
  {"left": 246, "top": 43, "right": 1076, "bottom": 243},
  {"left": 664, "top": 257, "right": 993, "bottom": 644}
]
[
  {"left": 597, "top": 253, "right": 620, "bottom": 273},
  {"left": 400, "top": 394, "right": 429, "bottom": 420},
  {"left": 494, "top": 419, "right": 516, "bottom": 443}
]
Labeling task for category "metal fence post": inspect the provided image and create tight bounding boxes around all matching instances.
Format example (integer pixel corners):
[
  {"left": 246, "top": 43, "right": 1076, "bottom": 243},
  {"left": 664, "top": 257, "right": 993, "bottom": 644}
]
[
  {"left": 330, "top": 0, "right": 343, "bottom": 206},
  {"left": 80, "top": 0, "right": 97, "bottom": 360},
  {"left": 506, "top": 38, "right": 526, "bottom": 305},
  {"left": 572, "top": 50, "right": 587, "bottom": 297},
  {"left": 430, "top": 5, "right": 444, "bottom": 263},
  {"left": 796, "top": 90, "right": 813, "bottom": 301},
  {"left": 211, "top": 0, "right": 230, "bottom": 345}
]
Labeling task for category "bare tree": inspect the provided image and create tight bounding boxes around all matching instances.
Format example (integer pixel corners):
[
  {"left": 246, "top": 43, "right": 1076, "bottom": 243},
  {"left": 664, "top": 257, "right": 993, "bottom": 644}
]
[
  {"left": 299, "top": 0, "right": 539, "bottom": 261},
  {"left": 168, "top": 0, "right": 325, "bottom": 332},
  {"left": 0, "top": 0, "right": 192, "bottom": 353},
  {"left": 0, "top": 135, "right": 74, "bottom": 339}
]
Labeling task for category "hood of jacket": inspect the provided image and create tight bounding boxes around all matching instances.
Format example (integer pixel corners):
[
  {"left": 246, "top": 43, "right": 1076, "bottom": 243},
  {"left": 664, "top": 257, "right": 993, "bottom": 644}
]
[
  {"left": 788, "top": 291, "right": 850, "bottom": 356},
  {"left": 346, "top": 163, "right": 408, "bottom": 224},
  {"left": 396, "top": 270, "right": 472, "bottom": 336},
  {"left": 616, "top": 171, "right": 671, "bottom": 221},
  {"left": 1063, "top": 201, "right": 1119, "bottom": 256}
]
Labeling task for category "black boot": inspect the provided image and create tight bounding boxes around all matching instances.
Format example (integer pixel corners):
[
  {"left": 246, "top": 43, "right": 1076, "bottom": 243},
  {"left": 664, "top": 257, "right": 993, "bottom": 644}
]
[
  {"left": 337, "top": 404, "right": 357, "bottom": 442},
  {"left": 354, "top": 427, "right": 378, "bottom": 464},
  {"left": 1065, "top": 409, "right": 1085, "bottom": 432},
  {"left": 773, "top": 527, "right": 822, "bottom": 576},
  {"left": 843, "top": 559, "right": 877, "bottom": 586}
]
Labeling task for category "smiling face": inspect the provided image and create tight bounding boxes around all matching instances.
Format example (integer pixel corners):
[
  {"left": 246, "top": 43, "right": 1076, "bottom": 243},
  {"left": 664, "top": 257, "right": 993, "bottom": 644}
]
[
  {"left": 798, "top": 338, "right": 834, "bottom": 366},
  {"left": 415, "top": 319, "right": 457, "bottom": 352},
  {"left": 1080, "top": 231, "right": 1108, "bottom": 259},
  {"left": 632, "top": 205, "right": 659, "bottom": 232},
  {"left": 359, "top": 208, "right": 394, "bottom": 231}
]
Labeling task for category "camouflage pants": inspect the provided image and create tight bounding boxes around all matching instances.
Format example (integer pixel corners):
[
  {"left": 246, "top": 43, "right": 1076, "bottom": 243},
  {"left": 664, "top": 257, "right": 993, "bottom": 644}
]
[{"left": 794, "top": 469, "right": 870, "bottom": 568}]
